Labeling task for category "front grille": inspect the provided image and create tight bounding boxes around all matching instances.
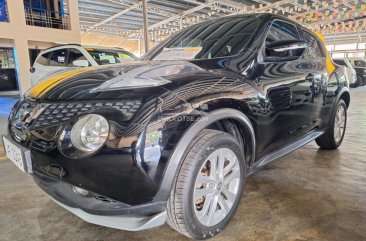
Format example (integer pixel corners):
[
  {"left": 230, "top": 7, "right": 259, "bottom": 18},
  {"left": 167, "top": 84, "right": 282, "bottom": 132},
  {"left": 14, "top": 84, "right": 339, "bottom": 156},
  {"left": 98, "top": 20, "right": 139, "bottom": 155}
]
[
  {"left": 10, "top": 100, "right": 142, "bottom": 136},
  {"left": 33, "top": 100, "right": 142, "bottom": 129}
]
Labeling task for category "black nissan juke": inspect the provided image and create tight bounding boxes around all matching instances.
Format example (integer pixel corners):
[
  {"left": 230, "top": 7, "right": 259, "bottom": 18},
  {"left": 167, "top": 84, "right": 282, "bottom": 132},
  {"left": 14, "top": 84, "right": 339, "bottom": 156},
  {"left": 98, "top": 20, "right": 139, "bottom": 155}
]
[{"left": 3, "top": 13, "right": 349, "bottom": 239}]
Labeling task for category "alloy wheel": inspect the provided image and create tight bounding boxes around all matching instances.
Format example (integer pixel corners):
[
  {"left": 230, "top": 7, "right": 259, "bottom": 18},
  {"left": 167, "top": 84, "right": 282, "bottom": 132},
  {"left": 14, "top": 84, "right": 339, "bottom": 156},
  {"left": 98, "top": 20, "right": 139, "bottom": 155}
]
[
  {"left": 193, "top": 148, "right": 241, "bottom": 227},
  {"left": 334, "top": 105, "right": 346, "bottom": 143}
]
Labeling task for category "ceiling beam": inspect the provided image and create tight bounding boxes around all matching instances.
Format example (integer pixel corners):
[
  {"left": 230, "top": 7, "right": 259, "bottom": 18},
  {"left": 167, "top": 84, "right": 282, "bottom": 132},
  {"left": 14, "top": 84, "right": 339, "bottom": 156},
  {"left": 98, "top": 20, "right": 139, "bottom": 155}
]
[
  {"left": 148, "top": 1, "right": 216, "bottom": 30},
  {"left": 91, "top": 1, "right": 143, "bottom": 28}
]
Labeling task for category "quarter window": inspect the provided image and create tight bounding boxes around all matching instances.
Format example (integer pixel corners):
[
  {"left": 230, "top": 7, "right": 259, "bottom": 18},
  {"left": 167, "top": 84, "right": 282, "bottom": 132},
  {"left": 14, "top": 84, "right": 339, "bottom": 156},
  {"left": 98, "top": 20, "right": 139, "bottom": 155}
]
[
  {"left": 36, "top": 52, "right": 52, "bottom": 66},
  {"left": 49, "top": 49, "right": 67, "bottom": 67}
]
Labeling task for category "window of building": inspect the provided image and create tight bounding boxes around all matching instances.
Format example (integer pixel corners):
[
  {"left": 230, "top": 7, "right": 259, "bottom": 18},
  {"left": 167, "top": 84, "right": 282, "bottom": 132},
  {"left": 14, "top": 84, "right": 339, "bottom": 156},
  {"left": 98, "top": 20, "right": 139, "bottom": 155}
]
[
  {"left": 23, "top": 0, "right": 69, "bottom": 29},
  {"left": 0, "top": 0, "right": 8, "bottom": 22},
  {"left": 0, "top": 48, "right": 18, "bottom": 91}
]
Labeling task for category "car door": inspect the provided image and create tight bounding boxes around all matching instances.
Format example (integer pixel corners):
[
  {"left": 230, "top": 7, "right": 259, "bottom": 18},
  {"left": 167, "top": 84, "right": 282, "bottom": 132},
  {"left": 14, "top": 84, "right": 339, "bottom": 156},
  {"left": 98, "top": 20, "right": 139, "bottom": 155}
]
[{"left": 254, "top": 20, "right": 324, "bottom": 158}]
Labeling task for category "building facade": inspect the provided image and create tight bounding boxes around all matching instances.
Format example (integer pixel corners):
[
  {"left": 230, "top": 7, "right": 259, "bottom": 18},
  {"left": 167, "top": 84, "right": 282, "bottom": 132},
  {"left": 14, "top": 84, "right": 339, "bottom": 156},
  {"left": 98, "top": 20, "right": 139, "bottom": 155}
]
[{"left": 0, "top": 0, "right": 80, "bottom": 94}]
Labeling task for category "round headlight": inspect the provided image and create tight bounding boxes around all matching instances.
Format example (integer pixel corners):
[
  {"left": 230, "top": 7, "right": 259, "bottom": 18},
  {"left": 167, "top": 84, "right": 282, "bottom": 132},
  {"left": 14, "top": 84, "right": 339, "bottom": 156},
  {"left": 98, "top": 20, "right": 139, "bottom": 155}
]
[{"left": 70, "top": 114, "right": 109, "bottom": 152}]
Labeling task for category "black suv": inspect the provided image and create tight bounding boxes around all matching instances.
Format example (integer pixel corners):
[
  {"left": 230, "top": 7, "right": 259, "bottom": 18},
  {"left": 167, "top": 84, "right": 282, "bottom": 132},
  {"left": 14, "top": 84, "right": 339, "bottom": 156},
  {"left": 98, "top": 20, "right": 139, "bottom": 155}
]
[{"left": 3, "top": 14, "right": 349, "bottom": 239}]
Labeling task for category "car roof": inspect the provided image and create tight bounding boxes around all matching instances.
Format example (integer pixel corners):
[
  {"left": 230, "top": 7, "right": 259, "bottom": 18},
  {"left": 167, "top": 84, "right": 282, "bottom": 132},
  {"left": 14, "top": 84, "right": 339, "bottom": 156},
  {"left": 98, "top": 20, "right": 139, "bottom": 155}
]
[{"left": 41, "top": 44, "right": 129, "bottom": 53}]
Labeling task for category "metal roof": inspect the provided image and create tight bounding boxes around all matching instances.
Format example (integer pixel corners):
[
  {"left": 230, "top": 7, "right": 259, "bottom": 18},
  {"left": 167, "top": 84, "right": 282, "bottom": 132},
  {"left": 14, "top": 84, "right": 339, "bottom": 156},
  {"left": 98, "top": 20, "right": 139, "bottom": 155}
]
[{"left": 78, "top": 0, "right": 366, "bottom": 44}]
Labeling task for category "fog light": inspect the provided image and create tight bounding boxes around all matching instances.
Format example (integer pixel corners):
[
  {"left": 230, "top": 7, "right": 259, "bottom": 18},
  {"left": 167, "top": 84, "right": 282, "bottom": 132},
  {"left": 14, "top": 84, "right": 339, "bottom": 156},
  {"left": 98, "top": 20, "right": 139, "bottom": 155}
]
[{"left": 70, "top": 114, "right": 109, "bottom": 153}]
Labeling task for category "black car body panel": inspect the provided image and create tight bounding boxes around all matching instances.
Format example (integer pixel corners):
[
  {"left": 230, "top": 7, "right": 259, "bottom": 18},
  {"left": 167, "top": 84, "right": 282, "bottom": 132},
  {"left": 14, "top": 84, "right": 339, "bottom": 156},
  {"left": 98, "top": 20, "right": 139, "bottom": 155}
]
[{"left": 7, "top": 14, "right": 349, "bottom": 216}]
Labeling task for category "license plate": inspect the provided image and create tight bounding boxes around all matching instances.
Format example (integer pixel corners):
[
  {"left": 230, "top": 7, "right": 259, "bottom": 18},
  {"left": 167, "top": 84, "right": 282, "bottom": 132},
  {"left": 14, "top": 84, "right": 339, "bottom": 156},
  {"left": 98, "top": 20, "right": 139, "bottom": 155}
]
[{"left": 2, "top": 136, "right": 32, "bottom": 173}]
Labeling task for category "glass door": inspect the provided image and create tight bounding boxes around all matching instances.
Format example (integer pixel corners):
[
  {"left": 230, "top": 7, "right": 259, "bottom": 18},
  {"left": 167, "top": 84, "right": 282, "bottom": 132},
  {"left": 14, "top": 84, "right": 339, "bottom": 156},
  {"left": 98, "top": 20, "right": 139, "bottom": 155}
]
[{"left": 0, "top": 48, "right": 19, "bottom": 91}]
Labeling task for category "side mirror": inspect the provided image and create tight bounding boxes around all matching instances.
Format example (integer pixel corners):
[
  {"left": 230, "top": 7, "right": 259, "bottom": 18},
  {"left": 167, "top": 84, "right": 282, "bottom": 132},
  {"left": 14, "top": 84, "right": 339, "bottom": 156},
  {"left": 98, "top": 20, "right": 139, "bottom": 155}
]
[
  {"left": 72, "top": 59, "right": 89, "bottom": 67},
  {"left": 264, "top": 40, "right": 308, "bottom": 62},
  {"left": 30, "top": 67, "right": 35, "bottom": 73}
]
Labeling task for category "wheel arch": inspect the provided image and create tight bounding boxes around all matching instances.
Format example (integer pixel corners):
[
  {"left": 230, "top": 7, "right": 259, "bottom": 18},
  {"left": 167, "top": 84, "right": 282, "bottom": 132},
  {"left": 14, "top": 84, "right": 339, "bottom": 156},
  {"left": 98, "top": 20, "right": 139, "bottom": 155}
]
[
  {"left": 339, "top": 90, "right": 350, "bottom": 108},
  {"left": 152, "top": 108, "right": 255, "bottom": 202}
]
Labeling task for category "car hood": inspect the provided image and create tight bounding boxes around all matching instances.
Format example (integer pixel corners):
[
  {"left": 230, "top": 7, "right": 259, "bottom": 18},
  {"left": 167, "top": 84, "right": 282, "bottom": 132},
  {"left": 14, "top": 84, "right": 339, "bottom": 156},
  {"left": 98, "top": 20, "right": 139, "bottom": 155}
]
[{"left": 26, "top": 59, "right": 230, "bottom": 101}]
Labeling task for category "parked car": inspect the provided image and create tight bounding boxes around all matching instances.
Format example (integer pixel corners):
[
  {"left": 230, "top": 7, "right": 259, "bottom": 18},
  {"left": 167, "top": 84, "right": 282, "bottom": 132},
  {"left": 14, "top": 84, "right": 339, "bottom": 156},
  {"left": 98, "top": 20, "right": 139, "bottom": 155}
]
[
  {"left": 4, "top": 14, "right": 349, "bottom": 239},
  {"left": 30, "top": 45, "right": 137, "bottom": 86},
  {"left": 333, "top": 58, "right": 358, "bottom": 87},
  {"left": 347, "top": 58, "right": 366, "bottom": 86}
]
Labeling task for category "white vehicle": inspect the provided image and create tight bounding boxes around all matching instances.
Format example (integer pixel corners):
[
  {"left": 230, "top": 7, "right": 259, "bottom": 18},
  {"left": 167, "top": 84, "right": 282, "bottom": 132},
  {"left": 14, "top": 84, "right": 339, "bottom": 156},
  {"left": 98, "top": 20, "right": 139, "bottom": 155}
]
[
  {"left": 30, "top": 45, "right": 137, "bottom": 86},
  {"left": 333, "top": 58, "right": 358, "bottom": 88},
  {"left": 347, "top": 58, "right": 366, "bottom": 87}
]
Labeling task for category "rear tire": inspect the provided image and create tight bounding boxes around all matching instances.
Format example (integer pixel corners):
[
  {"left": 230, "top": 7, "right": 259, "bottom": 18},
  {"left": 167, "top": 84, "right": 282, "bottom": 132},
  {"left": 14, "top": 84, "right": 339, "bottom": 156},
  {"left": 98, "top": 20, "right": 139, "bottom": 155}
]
[
  {"left": 316, "top": 99, "right": 347, "bottom": 149},
  {"left": 166, "top": 129, "right": 246, "bottom": 239}
]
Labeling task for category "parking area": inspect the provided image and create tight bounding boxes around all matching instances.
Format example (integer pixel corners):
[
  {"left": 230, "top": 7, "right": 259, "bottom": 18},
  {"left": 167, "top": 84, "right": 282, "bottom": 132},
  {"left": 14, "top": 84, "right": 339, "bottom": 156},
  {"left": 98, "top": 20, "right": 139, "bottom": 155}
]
[{"left": 1, "top": 87, "right": 365, "bottom": 241}]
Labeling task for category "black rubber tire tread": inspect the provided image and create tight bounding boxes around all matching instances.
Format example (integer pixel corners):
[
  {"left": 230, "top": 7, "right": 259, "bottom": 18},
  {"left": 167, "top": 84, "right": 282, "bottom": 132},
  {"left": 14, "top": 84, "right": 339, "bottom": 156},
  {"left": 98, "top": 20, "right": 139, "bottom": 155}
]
[
  {"left": 315, "top": 99, "right": 347, "bottom": 149},
  {"left": 166, "top": 129, "right": 244, "bottom": 239}
]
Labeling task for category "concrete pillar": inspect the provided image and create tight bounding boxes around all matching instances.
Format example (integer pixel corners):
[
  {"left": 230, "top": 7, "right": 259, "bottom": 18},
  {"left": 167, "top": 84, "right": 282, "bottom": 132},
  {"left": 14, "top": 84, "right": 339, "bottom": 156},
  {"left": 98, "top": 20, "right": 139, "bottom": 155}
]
[
  {"left": 13, "top": 39, "right": 31, "bottom": 92},
  {"left": 6, "top": 0, "right": 29, "bottom": 93},
  {"left": 68, "top": 0, "right": 80, "bottom": 32},
  {"left": 6, "top": 0, "right": 27, "bottom": 27},
  {"left": 0, "top": 0, "right": 80, "bottom": 93}
]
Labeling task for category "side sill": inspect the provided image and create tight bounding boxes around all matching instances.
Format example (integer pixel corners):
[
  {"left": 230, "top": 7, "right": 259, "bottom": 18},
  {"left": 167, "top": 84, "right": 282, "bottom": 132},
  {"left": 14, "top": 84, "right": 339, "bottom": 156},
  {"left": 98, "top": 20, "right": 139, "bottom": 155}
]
[
  {"left": 49, "top": 196, "right": 167, "bottom": 231},
  {"left": 249, "top": 130, "right": 324, "bottom": 174}
]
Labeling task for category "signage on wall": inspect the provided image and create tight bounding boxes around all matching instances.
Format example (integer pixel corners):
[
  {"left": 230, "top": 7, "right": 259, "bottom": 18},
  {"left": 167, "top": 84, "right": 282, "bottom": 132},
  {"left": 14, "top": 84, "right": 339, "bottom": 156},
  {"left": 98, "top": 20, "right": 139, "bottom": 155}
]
[{"left": 0, "top": 0, "right": 6, "bottom": 22}]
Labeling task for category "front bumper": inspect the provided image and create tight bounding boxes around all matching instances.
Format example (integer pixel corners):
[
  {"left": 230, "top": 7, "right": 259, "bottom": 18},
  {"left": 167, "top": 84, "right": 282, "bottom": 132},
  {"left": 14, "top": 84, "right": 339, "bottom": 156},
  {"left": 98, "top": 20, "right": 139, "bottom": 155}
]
[
  {"left": 50, "top": 197, "right": 166, "bottom": 231},
  {"left": 4, "top": 134, "right": 167, "bottom": 231},
  {"left": 32, "top": 171, "right": 167, "bottom": 231},
  {"left": 34, "top": 168, "right": 167, "bottom": 231}
]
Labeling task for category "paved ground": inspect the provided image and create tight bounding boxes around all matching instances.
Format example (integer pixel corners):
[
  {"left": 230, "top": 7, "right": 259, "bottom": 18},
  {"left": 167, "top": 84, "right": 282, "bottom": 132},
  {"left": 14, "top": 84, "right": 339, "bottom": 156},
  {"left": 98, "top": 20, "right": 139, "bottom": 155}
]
[
  {"left": 0, "top": 96, "right": 18, "bottom": 146},
  {"left": 0, "top": 87, "right": 365, "bottom": 241}
]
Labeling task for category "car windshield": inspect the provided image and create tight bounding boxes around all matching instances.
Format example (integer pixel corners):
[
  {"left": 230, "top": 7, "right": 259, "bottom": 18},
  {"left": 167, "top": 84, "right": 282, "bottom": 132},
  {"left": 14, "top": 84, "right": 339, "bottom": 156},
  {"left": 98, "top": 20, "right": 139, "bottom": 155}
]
[
  {"left": 145, "top": 15, "right": 260, "bottom": 61},
  {"left": 86, "top": 48, "right": 136, "bottom": 65}
]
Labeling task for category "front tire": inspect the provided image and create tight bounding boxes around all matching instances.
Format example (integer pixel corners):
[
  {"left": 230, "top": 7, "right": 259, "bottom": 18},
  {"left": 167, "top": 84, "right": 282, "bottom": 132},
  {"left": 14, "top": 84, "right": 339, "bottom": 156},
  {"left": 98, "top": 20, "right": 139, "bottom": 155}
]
[
  {"left": 166, "top": 129, "right": 245, "bottom": 239},
  {"left": 316, "top": 99, "right": 347, "bottom": 149}
]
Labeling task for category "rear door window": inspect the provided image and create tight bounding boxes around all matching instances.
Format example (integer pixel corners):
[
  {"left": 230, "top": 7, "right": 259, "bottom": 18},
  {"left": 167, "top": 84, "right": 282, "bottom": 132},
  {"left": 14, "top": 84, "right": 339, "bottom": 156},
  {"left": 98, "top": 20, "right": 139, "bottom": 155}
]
[{"left": 49, "top": 49, "right": 67, "bottom": 67}]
